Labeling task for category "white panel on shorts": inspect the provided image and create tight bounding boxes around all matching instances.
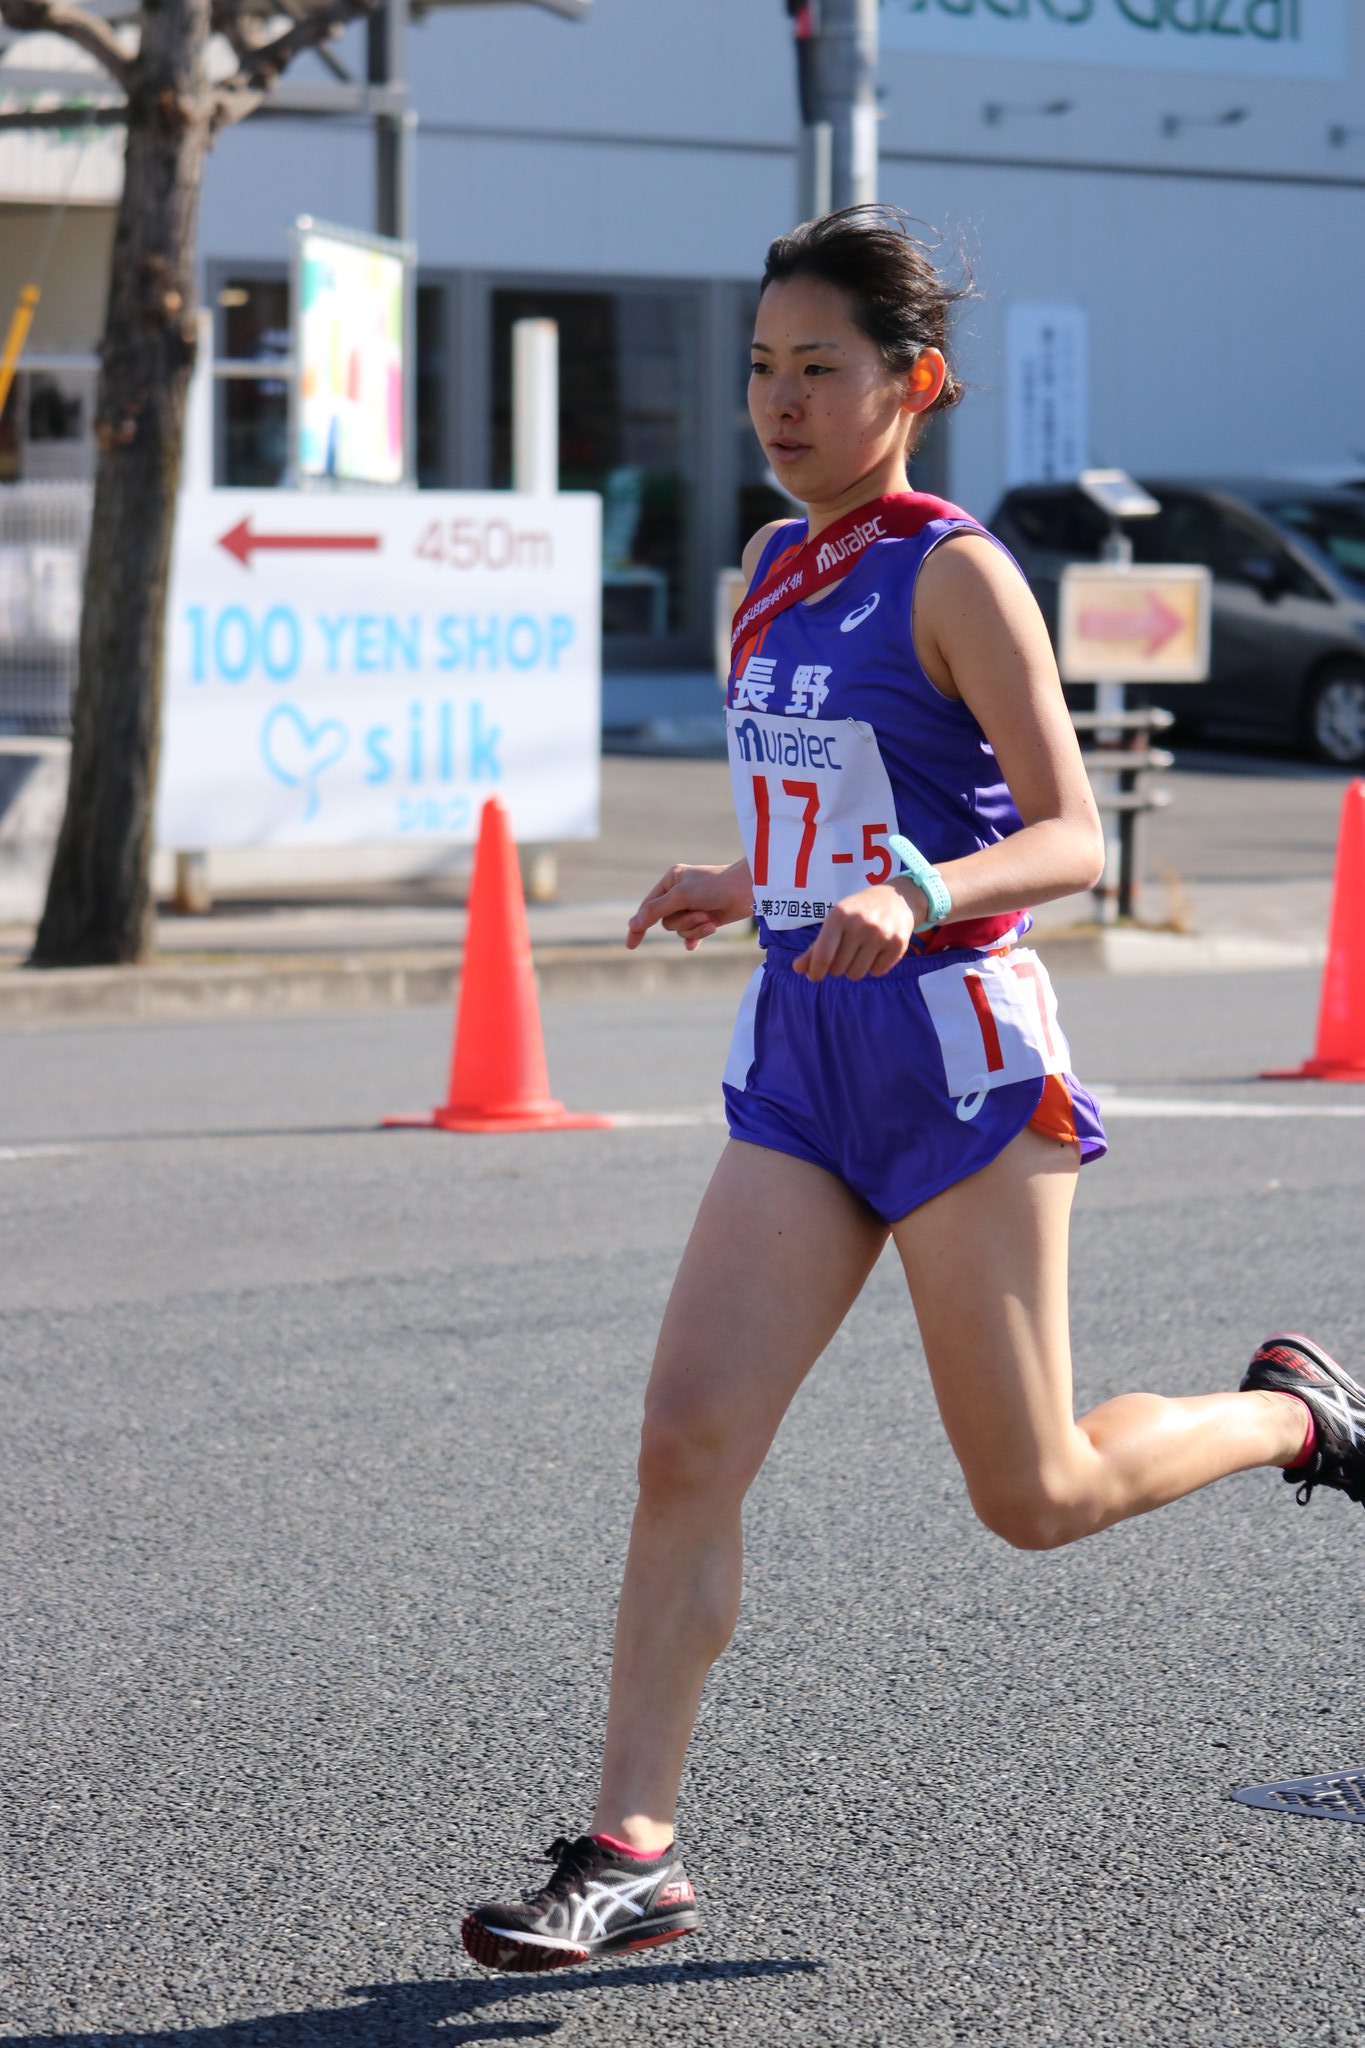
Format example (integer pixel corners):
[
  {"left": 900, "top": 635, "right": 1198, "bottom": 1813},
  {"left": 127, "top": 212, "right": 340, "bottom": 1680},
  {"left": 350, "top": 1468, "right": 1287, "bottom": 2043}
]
[
  {"left": 723, "top": 965, "right": 764, "bottom": 1093},
  {"left": 919, "top": 948, "right": 1071, "bottom": 1119}
]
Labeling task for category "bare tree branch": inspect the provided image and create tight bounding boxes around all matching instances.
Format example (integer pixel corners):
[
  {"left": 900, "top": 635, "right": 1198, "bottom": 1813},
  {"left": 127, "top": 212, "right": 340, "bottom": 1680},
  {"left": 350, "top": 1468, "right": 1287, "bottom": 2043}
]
[
  {"left": 0, "top": 0, "right": 133, "bottom": 89},
  {"left": 209, "top": 0, "right": 266, "bottom": 67},
  {"left": 208, "top": 79, "right": 264, "bottom": 131},
  {"left": 221, "top": 0, "right": 379, "bottom": 92}
]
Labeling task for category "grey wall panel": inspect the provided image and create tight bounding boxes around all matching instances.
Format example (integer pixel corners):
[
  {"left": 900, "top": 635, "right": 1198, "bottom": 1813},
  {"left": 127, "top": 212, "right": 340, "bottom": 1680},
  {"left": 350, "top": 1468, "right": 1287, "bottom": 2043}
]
[{"left": 410, "top": 133, "right": 793, "bottom": 277}]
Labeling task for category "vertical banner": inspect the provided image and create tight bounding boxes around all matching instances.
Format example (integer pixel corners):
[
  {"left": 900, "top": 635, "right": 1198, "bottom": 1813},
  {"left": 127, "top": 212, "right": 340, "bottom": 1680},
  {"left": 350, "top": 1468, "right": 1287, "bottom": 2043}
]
[
  {"left": 1005, "top": 304, "right": 1090, "bottom": 488},
  {"left": 292, "top": 218, "right": 414, "bottom": 488}
]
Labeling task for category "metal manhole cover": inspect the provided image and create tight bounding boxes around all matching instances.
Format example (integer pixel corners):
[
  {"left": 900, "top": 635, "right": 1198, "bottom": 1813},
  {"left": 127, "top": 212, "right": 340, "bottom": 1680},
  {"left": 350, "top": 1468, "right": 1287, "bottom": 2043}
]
[{"left": 1233, "top": 1770, "right": 1365, "bottom": 1820}]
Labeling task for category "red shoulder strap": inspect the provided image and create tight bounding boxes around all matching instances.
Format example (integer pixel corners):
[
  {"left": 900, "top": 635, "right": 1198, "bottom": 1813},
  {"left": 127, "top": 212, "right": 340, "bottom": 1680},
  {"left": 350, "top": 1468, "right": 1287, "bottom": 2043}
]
[{"left": 730, "top": 491, "right": 973, "bottom": 669}]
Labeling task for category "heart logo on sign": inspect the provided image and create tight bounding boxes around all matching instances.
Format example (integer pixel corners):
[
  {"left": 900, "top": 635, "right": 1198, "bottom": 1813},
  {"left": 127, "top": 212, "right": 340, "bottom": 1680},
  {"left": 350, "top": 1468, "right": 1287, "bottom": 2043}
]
[{"left": 260, "top": 705, "right": 349, "bottom": 822}]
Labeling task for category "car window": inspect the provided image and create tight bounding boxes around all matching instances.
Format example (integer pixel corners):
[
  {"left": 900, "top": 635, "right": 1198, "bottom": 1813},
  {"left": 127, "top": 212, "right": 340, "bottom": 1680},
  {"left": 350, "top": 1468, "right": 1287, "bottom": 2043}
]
[
  {"left": 1212, "top": 507, "right": 1325, "bottom": 598},
  {"left": 1130, "top": 496, "right": 1218, "bottom": 567},
  {"left": 1134, "top": 494, "right": 1320, "bottom": 598},
  {"left": 1004, "top": 490, "right": 1107, "bottom": 559},
  {"left": 1267, "top": 500, "right": 1365, "bottom": 594}
]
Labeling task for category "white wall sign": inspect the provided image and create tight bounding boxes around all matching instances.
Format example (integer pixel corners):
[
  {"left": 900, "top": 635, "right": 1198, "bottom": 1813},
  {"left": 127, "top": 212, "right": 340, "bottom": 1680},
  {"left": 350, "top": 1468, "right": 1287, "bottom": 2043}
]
[
  {"left": 156, "top": 490, "right": 602, "bottom": 850},
  {"left": 880, "top": 0, "right": 1348, "bottom": 80},
  {"left": 1005, "top": 304, "right": 1090, "bottom": 487}
]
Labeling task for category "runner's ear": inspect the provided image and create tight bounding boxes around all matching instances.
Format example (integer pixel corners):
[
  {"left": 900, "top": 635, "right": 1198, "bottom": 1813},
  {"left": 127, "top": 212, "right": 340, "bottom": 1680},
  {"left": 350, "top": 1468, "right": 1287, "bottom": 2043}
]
[{"left": 905, "top": 348, "right": 947, "bottom": 416}]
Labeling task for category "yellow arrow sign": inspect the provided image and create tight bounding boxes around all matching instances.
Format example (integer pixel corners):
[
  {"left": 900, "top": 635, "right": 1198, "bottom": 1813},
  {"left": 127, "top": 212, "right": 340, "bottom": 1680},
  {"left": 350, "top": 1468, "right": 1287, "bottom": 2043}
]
[{"left": 1058, "top": 563, "right": 1211, "bottom": 684}]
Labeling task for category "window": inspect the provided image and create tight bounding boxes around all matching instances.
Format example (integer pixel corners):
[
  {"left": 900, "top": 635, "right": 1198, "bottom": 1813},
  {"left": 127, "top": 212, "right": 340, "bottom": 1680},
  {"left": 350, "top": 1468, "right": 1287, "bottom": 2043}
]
[
  {"left": 1135, "top": 494, "right": 1319, "bottom": 598},
  {"left": 1130, "top": 495, "right": 1221, "bottom": 568},
  {"left": 220, "top": 276, "right": 291, "bottom": 488},
  {"left": 491, "top": 285, "right": 698, "bottom": 643},
  {"left": 1005, "top": 488, "right": 1108, "bottom": 559},
  {"left": 416, "top": 283, "right": 446, "bottom": 489},
  {"left": 1269, "top": 499, "right": 1365, "bottom": 594}
]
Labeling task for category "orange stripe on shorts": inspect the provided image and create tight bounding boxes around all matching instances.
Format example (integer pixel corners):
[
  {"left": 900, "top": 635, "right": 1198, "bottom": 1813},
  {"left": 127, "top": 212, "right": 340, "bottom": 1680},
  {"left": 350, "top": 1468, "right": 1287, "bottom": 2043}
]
[{"left": 1028, "top": 1071, "right": 1079, "bottom": 1148}]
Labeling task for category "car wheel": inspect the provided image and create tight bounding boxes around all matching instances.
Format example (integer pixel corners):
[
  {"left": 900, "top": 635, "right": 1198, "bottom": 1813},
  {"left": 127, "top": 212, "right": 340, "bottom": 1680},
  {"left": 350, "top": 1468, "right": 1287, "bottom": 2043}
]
[{"left": 1305, "top": 666, "right": 1365, "bottom": 768}]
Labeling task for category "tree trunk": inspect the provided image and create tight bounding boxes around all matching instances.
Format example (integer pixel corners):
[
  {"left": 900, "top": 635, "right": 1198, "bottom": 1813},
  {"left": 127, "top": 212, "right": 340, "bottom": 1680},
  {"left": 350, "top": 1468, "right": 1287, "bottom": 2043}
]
[{"left": 30, "top": 0, "right": 211, "bottom": 967}]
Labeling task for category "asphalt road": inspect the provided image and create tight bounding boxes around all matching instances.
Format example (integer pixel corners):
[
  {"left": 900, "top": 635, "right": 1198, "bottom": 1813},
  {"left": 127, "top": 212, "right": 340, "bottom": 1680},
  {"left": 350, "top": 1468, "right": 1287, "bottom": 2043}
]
[{"left": 3, "top": 973, "right": 1365, "bottom": 2048}]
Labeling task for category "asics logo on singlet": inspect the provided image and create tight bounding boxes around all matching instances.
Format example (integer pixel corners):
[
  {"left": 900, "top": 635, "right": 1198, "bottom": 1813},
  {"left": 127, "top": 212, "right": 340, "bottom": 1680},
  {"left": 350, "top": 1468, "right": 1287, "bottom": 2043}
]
[
  {"left": 840, "top": 593, "right": 881, "bottom": 633},
  {"left": 815, "top": 515, "right": 884, "bottom": 575}
]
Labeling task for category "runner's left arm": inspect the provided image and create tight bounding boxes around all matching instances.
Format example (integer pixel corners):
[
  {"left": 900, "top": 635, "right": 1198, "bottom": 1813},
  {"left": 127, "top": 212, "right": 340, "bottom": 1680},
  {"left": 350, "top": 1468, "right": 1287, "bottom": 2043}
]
[
  {"left": 792, "top": 533, "right": 1103, "bottom": 982},
  {"left": 905, "top": 531, "right": 1105, "bottom": 921}
]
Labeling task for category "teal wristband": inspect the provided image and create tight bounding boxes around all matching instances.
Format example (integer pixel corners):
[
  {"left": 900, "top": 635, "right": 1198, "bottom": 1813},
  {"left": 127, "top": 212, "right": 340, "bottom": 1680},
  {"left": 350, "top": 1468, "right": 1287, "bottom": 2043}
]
[{"left": 887, "top": 833, "right": 952, "bottom": 930}]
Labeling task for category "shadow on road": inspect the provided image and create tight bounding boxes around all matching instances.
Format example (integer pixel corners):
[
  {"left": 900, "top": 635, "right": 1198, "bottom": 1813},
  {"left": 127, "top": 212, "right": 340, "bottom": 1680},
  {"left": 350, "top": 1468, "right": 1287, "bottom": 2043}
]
[{"left": 1, "top": 1957, "right": 822, "bottom": 2048}]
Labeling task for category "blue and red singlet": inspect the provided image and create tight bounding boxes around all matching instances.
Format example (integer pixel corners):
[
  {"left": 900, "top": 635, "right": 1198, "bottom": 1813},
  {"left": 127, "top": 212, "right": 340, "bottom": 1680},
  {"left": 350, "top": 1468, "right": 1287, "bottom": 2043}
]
[{"left": 720, "top": 492, "right": 1107, "bottom": 1221}]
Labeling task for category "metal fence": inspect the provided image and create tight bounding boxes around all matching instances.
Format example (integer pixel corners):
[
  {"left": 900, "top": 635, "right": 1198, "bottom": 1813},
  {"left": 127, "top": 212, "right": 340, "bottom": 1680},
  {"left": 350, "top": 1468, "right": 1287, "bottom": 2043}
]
[{"left": 0, "top": 483, "right": 92, "bottom": 737}]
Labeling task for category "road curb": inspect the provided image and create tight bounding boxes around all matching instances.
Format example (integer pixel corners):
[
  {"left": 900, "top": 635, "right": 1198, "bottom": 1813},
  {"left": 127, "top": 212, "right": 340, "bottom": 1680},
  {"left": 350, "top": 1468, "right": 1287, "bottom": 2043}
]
[
  {"left": 0, "top": 939, "right": 766, "bottom": 1027},
  {"left": 1034, "top": 925, "right": 1326, "bottom": 977},
  {"left": 0, "top": 924, "right": 1325, "bottom": 1029}
]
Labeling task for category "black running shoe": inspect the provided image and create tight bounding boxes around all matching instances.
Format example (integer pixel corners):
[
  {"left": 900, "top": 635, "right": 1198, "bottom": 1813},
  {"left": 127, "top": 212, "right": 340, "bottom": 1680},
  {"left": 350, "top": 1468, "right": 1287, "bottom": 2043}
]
[
  {"left": 461, "top": 1833, "right": 699, "bottom": 1973},
  {"left": 1241, "top": 1332, "right": 1365, "bottom": 1506}
]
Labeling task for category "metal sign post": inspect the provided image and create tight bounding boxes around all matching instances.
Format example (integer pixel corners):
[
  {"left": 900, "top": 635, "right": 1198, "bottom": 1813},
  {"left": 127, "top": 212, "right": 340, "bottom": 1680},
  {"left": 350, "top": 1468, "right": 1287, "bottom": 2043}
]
[{"left": 789, "top": 0, "right": 879, "bottom": 220}]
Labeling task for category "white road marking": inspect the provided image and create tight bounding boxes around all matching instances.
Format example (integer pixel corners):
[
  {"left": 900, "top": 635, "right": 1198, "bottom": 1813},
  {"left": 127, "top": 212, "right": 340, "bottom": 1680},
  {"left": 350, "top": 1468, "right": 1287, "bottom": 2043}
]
[
  {"left": 608, "top": 1093, "right": 1365, "bottom": 1130},
  {"left": 1094, "top": 1089, "right": 1365, "bottom": 1120},
  {"left": 0, "top": 1144, "right": 78, "bottom": 1161},
  {"left": 607, "top": 1109, "right": 728, "bottom": 1129}
]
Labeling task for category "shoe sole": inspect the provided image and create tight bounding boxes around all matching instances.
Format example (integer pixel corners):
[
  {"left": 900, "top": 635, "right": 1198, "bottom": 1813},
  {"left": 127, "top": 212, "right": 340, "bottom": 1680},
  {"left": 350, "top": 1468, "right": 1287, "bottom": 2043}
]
[{"left": 461, "top": 1910, "right": 699, "bottom": 1974}]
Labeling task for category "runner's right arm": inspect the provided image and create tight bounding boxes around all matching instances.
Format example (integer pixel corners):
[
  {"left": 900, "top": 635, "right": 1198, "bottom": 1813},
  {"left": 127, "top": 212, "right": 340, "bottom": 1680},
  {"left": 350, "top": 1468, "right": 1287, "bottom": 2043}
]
[{"left": 625, "top": 525, "right": 796, "bottom": 952}]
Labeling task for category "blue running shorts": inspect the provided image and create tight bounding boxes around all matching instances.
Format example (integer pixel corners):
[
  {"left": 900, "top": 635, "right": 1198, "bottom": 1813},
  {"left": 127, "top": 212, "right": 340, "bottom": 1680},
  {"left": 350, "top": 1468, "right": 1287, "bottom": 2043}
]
[{"left": 722, "top": 933, "right": 1107, "bottom": 1224}]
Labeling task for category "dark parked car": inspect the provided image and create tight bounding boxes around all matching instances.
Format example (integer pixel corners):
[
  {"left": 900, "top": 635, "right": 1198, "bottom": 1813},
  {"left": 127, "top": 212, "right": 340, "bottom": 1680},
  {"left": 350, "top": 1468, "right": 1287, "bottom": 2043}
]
[{"left": 988, "top": 479, "right": 1365, "bottom": 767}]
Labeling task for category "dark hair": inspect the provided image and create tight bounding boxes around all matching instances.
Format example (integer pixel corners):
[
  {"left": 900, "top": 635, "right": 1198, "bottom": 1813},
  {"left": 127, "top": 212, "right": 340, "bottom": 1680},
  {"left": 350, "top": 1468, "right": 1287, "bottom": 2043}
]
[{"left": 760, "top": 204, "right": 972, "bottom": 417}]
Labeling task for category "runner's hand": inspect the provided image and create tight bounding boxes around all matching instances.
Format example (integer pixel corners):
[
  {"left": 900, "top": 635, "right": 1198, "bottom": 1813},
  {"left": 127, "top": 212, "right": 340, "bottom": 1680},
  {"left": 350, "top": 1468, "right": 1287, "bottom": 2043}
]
[
  {"left": 792, "top": 883, "right": 923, "bottom": 981},
  {"left": 626, "top": 861, "right": 753, "bottom": 952}
]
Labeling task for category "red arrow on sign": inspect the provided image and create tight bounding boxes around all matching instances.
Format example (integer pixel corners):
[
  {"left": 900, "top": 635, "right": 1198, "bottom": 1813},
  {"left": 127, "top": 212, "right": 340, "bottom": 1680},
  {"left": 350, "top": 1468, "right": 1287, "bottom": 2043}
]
[
  {"left": 1077, "top": 591, "right": 1185, "bottom": 658},
  {"left": 218, "top": 517, "right": 382, "bottom": 569}
]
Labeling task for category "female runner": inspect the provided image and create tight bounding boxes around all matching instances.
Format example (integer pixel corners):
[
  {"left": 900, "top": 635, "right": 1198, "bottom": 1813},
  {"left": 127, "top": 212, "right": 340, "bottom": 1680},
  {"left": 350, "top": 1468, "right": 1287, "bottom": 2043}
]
[{"left": 462, "top": 206, "right": 1365, "bottom": 1974}]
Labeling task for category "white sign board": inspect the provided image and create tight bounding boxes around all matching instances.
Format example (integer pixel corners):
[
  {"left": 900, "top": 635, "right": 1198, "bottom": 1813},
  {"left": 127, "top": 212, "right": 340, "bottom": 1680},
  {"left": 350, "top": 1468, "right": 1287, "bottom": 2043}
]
[
  {"left": 880, "top": 0, "right": 1347, "bottom": 81},
  {"left": 156, "top": 491, "right": 602, "bottom": 850},
  {"left": 1059, "top": 562, "right": 1212, "bottom": 683},
  {"left": 1005, "top": 304, "right": 1090, "bottom": 488}
]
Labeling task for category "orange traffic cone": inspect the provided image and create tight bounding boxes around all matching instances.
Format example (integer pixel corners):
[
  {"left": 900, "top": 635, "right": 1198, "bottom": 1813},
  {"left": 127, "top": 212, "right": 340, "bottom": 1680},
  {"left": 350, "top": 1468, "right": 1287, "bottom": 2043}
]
[
  {"left": 384, "top": 796, "right": 613, "bottom": 1132},
  {"left": 1263, "top": 778, "right": 1365, "bottom": 1082}
]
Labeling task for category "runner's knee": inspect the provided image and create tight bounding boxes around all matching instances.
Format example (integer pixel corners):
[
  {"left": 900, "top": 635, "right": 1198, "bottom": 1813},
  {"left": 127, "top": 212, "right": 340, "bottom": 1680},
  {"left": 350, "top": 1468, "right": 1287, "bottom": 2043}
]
[
  {"left": 637, "top": 1391, "right": 765, "bottom": 1505},
  {"left": 966, "top": 1468, "right": 1093, "bottom": 1552}
]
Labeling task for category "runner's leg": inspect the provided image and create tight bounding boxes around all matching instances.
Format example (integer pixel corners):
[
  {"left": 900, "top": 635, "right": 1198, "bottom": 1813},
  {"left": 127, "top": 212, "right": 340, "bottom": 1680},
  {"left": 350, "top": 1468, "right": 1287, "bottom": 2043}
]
[
  {"left": 891, "top": 1126, "right": 1309, "bottom": 1551},
  {"left": 591, "top": 1138, "right": 887, "bottom": 1850}
]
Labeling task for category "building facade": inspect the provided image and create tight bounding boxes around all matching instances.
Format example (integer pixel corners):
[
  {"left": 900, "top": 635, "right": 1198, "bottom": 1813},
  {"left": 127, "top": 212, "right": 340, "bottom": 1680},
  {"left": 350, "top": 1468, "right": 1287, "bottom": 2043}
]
[{"left": 2, "top": 0, "right": 1362, "bottom": 674}]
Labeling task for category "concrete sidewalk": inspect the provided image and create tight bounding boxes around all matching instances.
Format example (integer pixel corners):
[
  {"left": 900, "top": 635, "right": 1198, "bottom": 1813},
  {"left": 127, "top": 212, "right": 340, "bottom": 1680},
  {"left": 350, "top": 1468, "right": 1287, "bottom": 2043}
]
[{"left": 0, "top": 750, "right": 1344, "bottom": 1027}]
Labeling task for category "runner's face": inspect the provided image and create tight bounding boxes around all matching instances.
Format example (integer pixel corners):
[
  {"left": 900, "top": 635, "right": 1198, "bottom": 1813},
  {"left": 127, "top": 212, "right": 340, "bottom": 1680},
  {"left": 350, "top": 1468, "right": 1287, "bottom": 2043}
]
[{"left": 749, "top": 276, "right": 940, "bottom": 510}]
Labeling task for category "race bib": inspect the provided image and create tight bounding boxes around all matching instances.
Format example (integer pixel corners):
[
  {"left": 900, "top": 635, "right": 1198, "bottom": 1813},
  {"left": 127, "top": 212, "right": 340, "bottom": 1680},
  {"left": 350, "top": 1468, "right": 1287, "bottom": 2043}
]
[
  {"left": 727, "top": 709, "right": 900, "bottom": 931},
  {"left": 919, "top": 948, "right": 1070, "bottom": 1121}
]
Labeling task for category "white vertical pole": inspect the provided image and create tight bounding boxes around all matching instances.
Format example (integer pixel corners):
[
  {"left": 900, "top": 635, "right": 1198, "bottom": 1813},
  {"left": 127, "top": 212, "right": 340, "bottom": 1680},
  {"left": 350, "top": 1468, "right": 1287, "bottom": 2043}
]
[
  {"left": 182, "top": 308, "right": 214, "bottom": 495},
  {"left": 173, "top": 306, "right": 215, "bottom": 913},
  {"left": 510, "top": 317, "right": 560, "bottom": 900},
  {"left": 512, "top": 317, "right": 558, "bottom": 496}
]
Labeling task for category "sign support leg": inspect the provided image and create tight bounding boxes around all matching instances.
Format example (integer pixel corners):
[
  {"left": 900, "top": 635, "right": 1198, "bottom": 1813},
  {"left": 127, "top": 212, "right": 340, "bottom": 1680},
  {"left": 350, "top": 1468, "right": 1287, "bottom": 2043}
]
[
  {"left": 512, "top": 318, "right": 561, "bottom": 902},
  {"left": 1094, "top": 678, "right": 1125, "bottom": 926}
]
